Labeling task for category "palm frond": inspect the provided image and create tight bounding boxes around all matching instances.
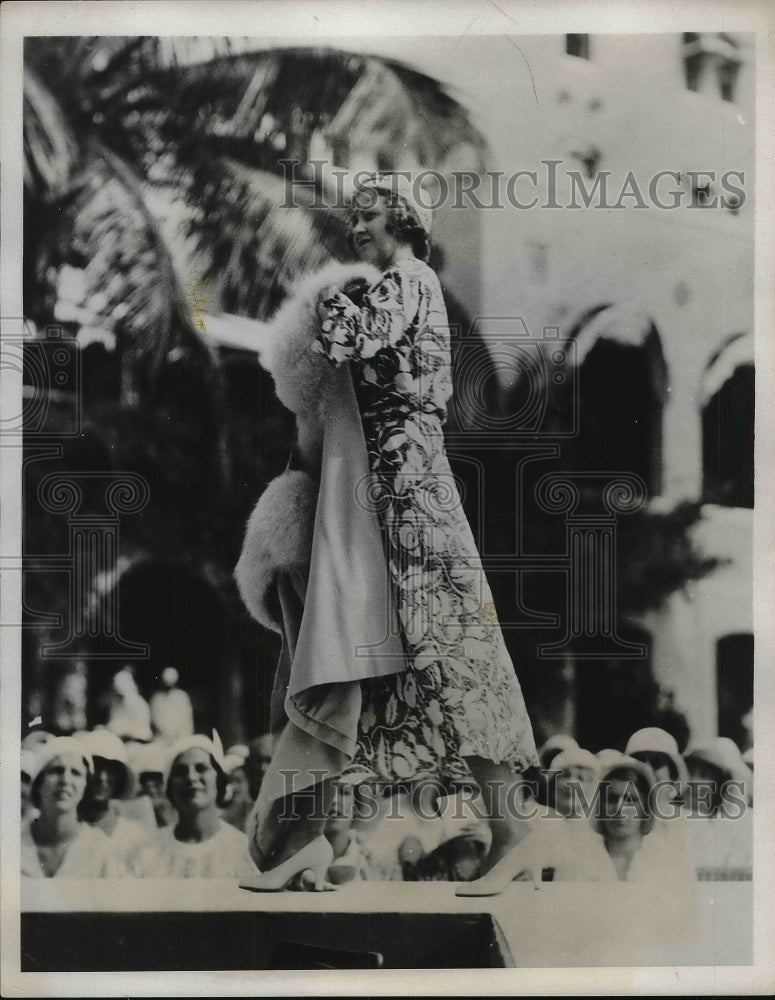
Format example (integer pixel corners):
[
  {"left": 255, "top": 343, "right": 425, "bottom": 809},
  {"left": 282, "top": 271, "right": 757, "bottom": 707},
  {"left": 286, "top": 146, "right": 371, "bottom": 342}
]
[
  {"left": 23, "top": 68, "right": 80, "bottom": 199},
  {"left": 159, "top": 47, "right": 488, "bottom": 174},
  {"left": 326, "top": 57, "right": 488, "bottom": 169},
  {"left": 60, "top": 142, "right": 217, "bottom": 398},
  {"left": 182, "top": 157, "right": 351, "bottom": 318}
]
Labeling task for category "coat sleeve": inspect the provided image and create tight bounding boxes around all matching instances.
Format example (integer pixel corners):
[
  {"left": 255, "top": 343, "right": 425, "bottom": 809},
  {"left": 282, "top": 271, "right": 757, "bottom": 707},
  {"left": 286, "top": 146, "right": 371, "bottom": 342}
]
[{"left": 313, "top": 268, "right": 416, "bottom": 367}]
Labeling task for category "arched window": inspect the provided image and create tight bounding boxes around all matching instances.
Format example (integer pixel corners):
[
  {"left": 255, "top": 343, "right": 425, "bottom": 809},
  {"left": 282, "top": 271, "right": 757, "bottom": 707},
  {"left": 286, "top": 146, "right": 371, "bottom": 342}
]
[
  {"left": 574, "top": 625, "right": 654, "bottom": 751},
  {"left": 716, "top": 633, "right": 753, "bottom": 750},
  {"left": 700, "top": 333, "right": 754, "bottom": 508},
  {"left": 567, "top": 305, "right": 668, "bottom": 496},
  {"left": 89, "top": 560, "right": 227, "bottom": 732}
]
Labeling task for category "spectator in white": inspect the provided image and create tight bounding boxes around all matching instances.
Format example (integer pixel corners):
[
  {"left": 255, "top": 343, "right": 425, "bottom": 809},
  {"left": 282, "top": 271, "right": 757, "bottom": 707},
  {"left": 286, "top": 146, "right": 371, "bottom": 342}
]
[
  {"left": 625, "top": 727, "right": 694, "bottom": 872},
  {"left": 21, "top": 749, "right": 38, "bottom": 822},
  {"left": 106, "top": 666, "right": 152, "bottom": 743},
  {"left": 582, "top": 758, "right": 696, "bottom": 885},
  {"left": 78, "top": 729, "right": 151, "bottom": 859},
  {"left": 128, "top": 733, "right": 258, "bottom": 879},
  {"left": 220, "top": 744, "right": 254, "bottom": 833},
  {"left": 324, "top": 780, "right": 370, "bottom": 885},
  {"left": 684, "top": 737, "right": 753, "bottom": 872},
  {"left": 539, "top": 734, "right": 578, "bottom": 769},
  {"left": 537, "top": 734, "right": 579, "bottom": 808},
  {"left": 21, "top": 737, "right": 123, "bottom": 878},
  {"left": 520, "top": 748, "right": 604, "bottom": 886},
  {"left": 552, "top": 748, "right": 600, "bottom": 819},
  {"left": 129, "top": 742, "right": 177, "bottom": 829},
  {"left": 150, "top": 667, "right": 195, "bottom": 743},
  {"left": 22, "top": 732, "right": 55, "bottom": 823},
  {"left": 52, "top": 663, "right": 88, "bottom": 735}
]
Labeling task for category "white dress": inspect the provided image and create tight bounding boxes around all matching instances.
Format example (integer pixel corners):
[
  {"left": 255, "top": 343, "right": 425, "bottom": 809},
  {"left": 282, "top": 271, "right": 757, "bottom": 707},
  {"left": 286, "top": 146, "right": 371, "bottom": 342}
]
[
  {"left": 21, "top": 821, "right": 124, "bottom": 878},
  {"left": 127, "top": 821, "right": 259, "bottom": 879}
]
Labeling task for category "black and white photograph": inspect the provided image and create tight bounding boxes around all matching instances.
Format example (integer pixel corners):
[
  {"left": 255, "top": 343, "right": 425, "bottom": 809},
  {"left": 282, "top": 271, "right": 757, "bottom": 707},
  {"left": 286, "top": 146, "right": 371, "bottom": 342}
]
[{"left": 1, "top": 0, "right": 774, "bottom": 994}]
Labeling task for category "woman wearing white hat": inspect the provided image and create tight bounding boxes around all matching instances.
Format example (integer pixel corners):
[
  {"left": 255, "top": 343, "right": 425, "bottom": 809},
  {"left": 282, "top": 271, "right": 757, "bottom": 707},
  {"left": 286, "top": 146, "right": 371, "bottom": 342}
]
[
  {"left": 625, "top": 727, "right": 694, "bottom": 878},
  {"left": 684, "top": 738, "right": 752, "bottom": 873},
  {"left": 236, "top": 173, "right": 537, "bottom": 892},
  {"left": 219, "top": 744, "right": 254, "bottom": 834},
  {"left": 128, "top": 734, "right": 258, "bottom": 879},
  {"left": 501, "top": 748, "right": 605, "bottom": 888},
  {"left": 78, "top": 729, "right": 151, "bottom": 861},
  {"left": 584, "top": 758, "right": 695, "bottom": 885},
  {"left": 21, "top": 737, "right": 123, "bottom": 878}
]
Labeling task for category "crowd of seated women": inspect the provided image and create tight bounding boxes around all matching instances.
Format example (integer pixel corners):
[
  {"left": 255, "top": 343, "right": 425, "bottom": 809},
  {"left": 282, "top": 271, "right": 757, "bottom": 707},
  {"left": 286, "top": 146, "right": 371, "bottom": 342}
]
[{"left": 19, "top": 723, "right": 752, "bottom": 885}]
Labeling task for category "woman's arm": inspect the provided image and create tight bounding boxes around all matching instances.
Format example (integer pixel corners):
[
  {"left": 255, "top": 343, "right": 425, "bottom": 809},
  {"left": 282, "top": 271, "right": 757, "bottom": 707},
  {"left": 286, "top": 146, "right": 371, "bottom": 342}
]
[{"left": 313, "top": 268, "right": 414, "bottom": 367}]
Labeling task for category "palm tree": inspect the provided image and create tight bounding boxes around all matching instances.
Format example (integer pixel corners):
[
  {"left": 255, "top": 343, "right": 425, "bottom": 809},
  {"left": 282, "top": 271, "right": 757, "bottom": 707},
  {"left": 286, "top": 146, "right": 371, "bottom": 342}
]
[{"left": 23, "top": 37, "right": 488, "bottom": 384}]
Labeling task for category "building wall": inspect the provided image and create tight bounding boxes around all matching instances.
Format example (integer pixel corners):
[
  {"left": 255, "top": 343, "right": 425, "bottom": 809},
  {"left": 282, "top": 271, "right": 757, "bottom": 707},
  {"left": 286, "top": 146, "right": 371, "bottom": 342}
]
[{"left": 374, "top": 32, "right": 754, "bottom": 743}]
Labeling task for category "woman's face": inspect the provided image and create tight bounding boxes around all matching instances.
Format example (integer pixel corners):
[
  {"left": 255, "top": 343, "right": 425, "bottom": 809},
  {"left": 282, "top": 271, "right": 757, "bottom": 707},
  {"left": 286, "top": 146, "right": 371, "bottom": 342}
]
[
  {"left": 89, "top": 758, "right": 122, "bottom": 804},
  {"left": 37, "top": 753, "right": 88, "bottom": 816},
  {"left": 554, "top": 765, "right": 596, "bottom": 817},
  {"left": 600, "top": 777, "right": 646, "bottom": 841},
  {"left": 350, "top": 194, "right": 401, "bottom": 268},
  {"left": 228, "top": 766, "right": 251, "bottom": 805},
  {"left": 168, "top": 748, "right": 219, "bottom": 813}
]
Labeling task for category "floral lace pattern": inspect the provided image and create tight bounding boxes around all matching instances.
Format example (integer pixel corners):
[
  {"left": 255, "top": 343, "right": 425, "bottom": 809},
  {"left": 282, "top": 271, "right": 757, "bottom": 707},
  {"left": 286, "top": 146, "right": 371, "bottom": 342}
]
[{"left": 314, "top": 258, "right": 537, "bottom": 785}]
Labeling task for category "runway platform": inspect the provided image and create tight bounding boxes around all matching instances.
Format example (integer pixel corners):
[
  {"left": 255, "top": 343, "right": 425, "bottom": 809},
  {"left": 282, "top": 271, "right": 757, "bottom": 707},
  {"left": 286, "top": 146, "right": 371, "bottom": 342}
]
[{"left": 21, "top": 878, "right": 752, "bottom": 970}]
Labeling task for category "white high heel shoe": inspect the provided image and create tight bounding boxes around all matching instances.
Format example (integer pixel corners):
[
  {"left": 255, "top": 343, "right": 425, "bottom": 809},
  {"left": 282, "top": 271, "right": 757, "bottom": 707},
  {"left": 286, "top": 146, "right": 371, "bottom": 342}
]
[
  {"left": 240, "top": 834, "right": 335, "bottom": 892},
  {"left": 455, "top": 832, "right": 541, "bottom": 897}
]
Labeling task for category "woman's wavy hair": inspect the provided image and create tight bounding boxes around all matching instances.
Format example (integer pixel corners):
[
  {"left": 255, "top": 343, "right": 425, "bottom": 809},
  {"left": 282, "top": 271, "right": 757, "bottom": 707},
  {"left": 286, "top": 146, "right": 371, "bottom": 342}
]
[{"left": 348, "top": 193, "right": 431, "bottom": 262}]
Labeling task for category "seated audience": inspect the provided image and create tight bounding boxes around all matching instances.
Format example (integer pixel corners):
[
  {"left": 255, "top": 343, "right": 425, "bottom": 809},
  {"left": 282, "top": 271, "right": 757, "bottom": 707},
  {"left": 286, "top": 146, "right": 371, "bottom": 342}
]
[{"left": 500, "top": 757, "right": 696, "bottom": 887}]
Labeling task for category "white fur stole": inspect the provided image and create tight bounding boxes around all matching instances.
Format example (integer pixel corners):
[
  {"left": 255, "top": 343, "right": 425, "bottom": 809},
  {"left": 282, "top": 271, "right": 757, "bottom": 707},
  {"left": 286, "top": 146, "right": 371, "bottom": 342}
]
[{"left": 234, "top": 261, "right": 381, "bottom": 632}]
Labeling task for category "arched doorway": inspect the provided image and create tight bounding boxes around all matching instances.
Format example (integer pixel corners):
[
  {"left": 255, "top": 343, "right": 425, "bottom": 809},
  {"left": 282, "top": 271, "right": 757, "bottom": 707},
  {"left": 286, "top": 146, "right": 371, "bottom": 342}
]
[
  {"left": 700, "top": 333, "right": 754, "bottom": 509},
  {"left": 574, "top": 624, "right": 654, "bottom": 751},
  {"left": 568, "top": 305, "right": 668, "bottom": 496},
  {"left": 89, "top": 559, "right": 227, "bottom": 734}
]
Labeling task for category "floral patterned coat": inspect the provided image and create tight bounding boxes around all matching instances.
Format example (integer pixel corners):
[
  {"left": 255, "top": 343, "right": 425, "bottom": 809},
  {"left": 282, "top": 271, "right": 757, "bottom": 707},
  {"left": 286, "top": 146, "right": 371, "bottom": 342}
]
[{"left": 314, "top": 257, "right": 537, "bottom": 785}]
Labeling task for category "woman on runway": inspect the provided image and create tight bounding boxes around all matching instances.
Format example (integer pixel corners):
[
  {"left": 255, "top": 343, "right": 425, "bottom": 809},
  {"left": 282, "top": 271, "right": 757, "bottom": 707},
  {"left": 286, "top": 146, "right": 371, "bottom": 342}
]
[{"left": 236, "top": 174, "right": 537, "bottom": 894}]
